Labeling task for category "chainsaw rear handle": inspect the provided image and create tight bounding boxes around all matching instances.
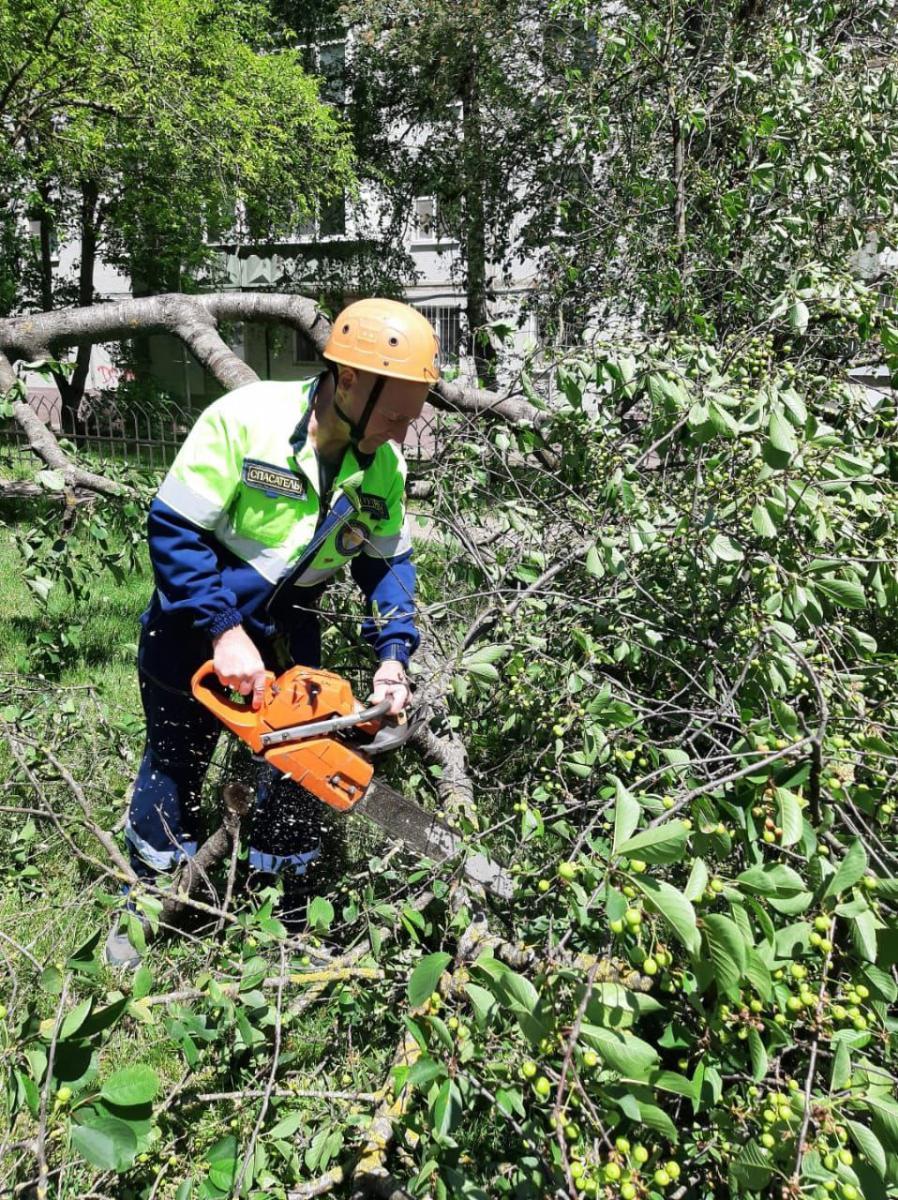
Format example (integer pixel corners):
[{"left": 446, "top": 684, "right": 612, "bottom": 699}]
[
  {"left": 259, "top": 697, "right": 392, "bottom": 748},
  {"left": 190, "top": 660, "right": 277, "bottom": 733}
]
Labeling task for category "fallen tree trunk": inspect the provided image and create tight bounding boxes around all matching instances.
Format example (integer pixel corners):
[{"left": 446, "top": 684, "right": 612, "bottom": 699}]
[{"left": 1, "top": 293, "right": 551, "bottom": 501}]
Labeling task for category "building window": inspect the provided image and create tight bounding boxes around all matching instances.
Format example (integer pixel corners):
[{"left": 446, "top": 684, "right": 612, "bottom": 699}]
[
  {"left": 412, "top": 196, "right": 437, "bottom": 241},
  {"left": 416, "top": 304, "right": 462, "bottom": 361}
]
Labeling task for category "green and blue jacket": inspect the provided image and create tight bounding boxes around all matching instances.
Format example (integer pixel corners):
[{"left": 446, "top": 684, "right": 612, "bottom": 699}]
[{"left": 144, "top": 375, "right": 418, "bottom": 664}]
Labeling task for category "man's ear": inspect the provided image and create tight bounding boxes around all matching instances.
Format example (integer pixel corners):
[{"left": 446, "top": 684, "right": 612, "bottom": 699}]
[{"left": 337, "top": 365, "right": 357, "bottom": 394}]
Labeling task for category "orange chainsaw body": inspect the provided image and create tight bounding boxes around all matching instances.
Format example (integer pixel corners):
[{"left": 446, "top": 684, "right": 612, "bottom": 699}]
[{"left": 191, "top": 662, "right": 376, "bottom": 811}]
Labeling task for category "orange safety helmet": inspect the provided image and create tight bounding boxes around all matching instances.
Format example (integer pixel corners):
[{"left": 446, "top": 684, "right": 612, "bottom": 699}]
[{"left": 323, "top": 298, "right": 441, "bottom": 385}]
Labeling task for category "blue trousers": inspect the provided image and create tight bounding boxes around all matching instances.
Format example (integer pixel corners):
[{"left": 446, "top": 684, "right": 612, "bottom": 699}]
[{"left": 126, "top": 611, "right": 324, "bottom": 883}]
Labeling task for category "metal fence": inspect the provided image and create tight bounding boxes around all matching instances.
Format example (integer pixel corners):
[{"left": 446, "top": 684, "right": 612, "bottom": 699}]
[
  {"left": 1, "top": 391, "right": 199, "bottom": 473},
  {"left": 1, "top": 388, "right": 446, "bottom": 477}
]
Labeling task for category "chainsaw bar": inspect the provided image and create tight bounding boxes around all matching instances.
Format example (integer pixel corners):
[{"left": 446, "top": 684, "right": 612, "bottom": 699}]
[{"left": 354, "top": 779, "right": 513, "bottom": 901}]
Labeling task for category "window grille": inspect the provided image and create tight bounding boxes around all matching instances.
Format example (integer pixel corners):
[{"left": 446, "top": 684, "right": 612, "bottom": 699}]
[{"left": 416, "top": 304, "right": 462, "bottom": 361}]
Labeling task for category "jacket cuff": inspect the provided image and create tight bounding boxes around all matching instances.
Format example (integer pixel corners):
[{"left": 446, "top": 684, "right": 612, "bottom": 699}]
[
  {"left": 378, "top": 639, "right": 412, "bottom": 667},
  {"left": 207, "top": 608, "right": 244, "bottom": 639}
]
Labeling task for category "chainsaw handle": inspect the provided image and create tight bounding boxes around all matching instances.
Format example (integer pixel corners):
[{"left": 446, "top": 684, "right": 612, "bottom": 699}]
[
  {"left": 258, "top": 697, "right": 392, "bottom": 748},
  {"left": 190, "top": 659, "right": 276, "bottom": 731}
]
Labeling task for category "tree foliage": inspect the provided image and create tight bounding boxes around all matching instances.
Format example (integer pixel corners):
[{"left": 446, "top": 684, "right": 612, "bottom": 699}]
[
  {"left": 2, "top": 3, "right": 898, "bottom": 1199},
  {"left": 0, "top": 0, "right": 354, "bottom": 306}
]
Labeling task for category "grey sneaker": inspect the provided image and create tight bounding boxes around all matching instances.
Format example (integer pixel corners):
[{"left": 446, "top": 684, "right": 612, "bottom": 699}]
[{"left": 104, "top": 908, "right": 151, "bottom": 969}]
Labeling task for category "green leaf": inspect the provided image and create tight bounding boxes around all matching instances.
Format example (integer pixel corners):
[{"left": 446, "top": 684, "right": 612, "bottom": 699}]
[
  {"left": 710, "top": 533, "right": 744, "bottom": 562},
  {"left": 823, "top": 840, "right": 868, "bottom": 899},
  {"left": 632, "top": 877, "right": 700, "bottom": 954},
  {"left": 768, "top": 409, "right": 798, "bottom": 457},
  {"left": 585, "top": 544, "right": 603, "bottom": 578},
  {"left": 789, "top": 299, "right": 809, "bottom": 334},
  {"left": 408, "top": 952, "right": 452, "bottom": 1007},
  {"left": 431, "top": 1078, "right": 461, "bottom": 1138},
  {"left": 132, "top": 965, "right": 154, "bottom": 1001},
  {"left": 684, "top": 857, "right": 709, "bottom": 902},
  {"left": 816, "top": 577, "right": 866, "bottom": 609},
  {"left": 849, "top": 909, "right": 878, "bottom": 962},
  {"left": 738, "top": 863, "right": 806, "bottom": 896},
  {"left": 831, "top": 1041, "right": 851, "bottom": 1092},
  {"left": 100, "top": 1064, "right": 160, "bottom": 1107},
  {"left": 730, "top": 1141, "right": 774, "bottom": 1191},
  {"left": 616, "top": 822, "right": 689, "bottom": 865},
  {"left": 36, "top": 469, "right": 66, "bottom": 492},
  {"left": 703, "top": 914, "right": 747, "bottom": 999},
  {"left": 464, "top": 982, "right": 497, "bottom": 1028},
  {"left": 612, "top": 779, "right": 640, "bottom": 852},
  {"left": 72, "top": 1117, "right": 138, "bottom": 1172},
  {"left": 60, "top": 998, "right": 93, "bottom": 1040},
  {"left": 307, "top": 897, "right": 334, "bottom": 931},
  {"left": 866, "top": 1096, "right": 898, "bottom": 1154},
  {"left": 580, "top": 1026, "right": 659, "bottom": 1079},
  {"left": 207, "top": 1134, "right": 238, "bottom": 1191},
  {"left": 627, "top": 1098, "right": 678, "bottom": 1142},
  {"left": 775, "top": 788, "right": 804, "bottom": 847},
  {"left": 780, "top": 387, "right": 808, "bottom": 426},
  {"left": 751, "top": 502, "right": 778, "bottom": 539},
  {"left": 846, "top": 1121, "right": 887, "bottom": 1179},
  {"left": 406, "top": 1058, "right": 448, "bottom": 1088},
  {"left": 748, "top": 1030, "right": 768, "bottom": 1082},
  {"left": 462, "top": 644, "right": 511, "bottom": 666},
  {"left": 744, "top": 948, "right": 773, "bottom": 1001},
  {"left": 267, "top": 1111, "right": 305, "bottom": 1140}
]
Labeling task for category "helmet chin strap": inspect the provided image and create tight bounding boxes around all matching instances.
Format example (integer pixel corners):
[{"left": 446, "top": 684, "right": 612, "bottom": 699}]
[{"left": 332, "top": 368, "right": 387, "bottom": 447}]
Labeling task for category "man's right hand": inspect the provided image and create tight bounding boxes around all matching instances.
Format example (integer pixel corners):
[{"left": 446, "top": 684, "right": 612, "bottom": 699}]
[{"left": 212, "top": 625, "right": 268, "bottom": 710}]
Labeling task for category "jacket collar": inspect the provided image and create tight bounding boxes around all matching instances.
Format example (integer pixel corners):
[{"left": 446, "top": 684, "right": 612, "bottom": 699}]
[{"left": 290, "top": 372, "right": 374, "bottom": 469}]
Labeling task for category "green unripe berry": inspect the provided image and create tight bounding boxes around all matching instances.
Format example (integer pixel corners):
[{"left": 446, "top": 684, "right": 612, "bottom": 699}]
[
  {"left": 521, "top": 1060, "right": 537, "bottom": 1079},
  {"left": 760, "top": 1133, "right": 775, "bottom": 1149},
  {"left": 610, "top": 919, "right": 624, "bottom": 934},
  {"left": 653, "top": 1168, "right": 671, "bottom": 1188},
  {"left": 633, "top": 1144, "right": 649, "bottom": 1164},
  {"left": 533, "top": 1076, "right": 551, "bottom": 1098},
  {"left": 814, "top": 916, "right": 830, "bottom": 933},
  {"left": 56, "top": 1086, "right": 72, "bottom": 1104},
  {"left": 665, "top": 1161, "right": 681, "bottom": 1180},
  {"left": 624, "top": 908, "right": 642, "bottom": 928},
  {"left": 583, "top": 1050, "right": 598, "bottom": 1068},
  {"left": 603, "top": 1163, "right": 622, "bottom": 1182},
  {"left": 538, "top": 879, "right": 551, "bottom": 893},
  {"left": 558, "top": 861, "right": 578, "bottom": 881},
  {"left": 615, "top": 1136, "right": 631, "bottom": 1155},
  {"left": 838, "top": 1149, "right": 853, "bottom": 1166},
  {"left": 630, "top": 858, "right": 647, "bottom": 874},
  {"left": 642, "top": 956, "right": 658, "bottom": 976},
  {"left": 621, "top": 1184, "right": 637, "bottom": 1200}
]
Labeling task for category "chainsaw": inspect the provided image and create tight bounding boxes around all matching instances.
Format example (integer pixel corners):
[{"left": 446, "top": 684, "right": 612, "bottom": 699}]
[{"left": 191, "top": 661, "right": 512, "bottom": 900}]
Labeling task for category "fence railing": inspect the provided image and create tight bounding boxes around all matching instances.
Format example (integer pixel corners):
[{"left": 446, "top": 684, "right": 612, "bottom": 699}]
[
  {"left": 1, "top": 390, "right": 446, "bottom": 477},
  {"left": 1, "top": 391, "right": 204, "bottom": 473}
]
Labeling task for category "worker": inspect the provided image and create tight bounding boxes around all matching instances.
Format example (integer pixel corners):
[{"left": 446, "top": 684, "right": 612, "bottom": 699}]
[{"left": 105, "top": 298, "right": 440, "bottom": 966}]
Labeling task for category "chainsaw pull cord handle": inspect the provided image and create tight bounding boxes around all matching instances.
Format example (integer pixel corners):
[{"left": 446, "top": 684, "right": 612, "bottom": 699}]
[{"left": 190, "top": 659, "right": 277, "bottom": 733}]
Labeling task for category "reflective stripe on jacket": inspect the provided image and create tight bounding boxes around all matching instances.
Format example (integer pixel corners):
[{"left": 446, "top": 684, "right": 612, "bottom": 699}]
[{"left": 144, "top": 375, "right": 419, "bottom": 664}]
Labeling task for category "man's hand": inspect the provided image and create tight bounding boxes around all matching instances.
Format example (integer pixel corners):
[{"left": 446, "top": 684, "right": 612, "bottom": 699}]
[
  {"left": 371, "top": 660, "right": 410, "bottom": 716},
  {"left": 212, "top": 625, "right": 268, "bottom": 711}
]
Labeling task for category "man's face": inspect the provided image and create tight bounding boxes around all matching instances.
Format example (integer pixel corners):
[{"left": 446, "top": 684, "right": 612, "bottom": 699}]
[{"left": 341, "top": 369, "right": 429, "bottom": 453}]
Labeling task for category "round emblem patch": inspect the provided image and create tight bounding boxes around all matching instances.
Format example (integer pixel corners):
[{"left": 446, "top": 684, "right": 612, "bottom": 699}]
[{"left": 336, "top": 521, "right": 368, "bottom": 557}]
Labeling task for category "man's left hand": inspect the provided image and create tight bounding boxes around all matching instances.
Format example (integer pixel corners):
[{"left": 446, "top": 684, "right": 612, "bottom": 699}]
[{"left": 371, "top": 660, "right": 410, "bottom": 716}]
